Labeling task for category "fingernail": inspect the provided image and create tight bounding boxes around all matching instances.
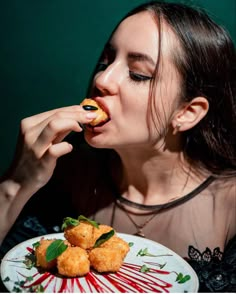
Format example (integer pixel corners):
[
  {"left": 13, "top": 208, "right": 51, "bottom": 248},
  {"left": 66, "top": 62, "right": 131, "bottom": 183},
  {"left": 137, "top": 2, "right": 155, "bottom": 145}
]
[
  {"left": 86, "top": 112, "right": 97, "bottom": 119},
  {"left": 82, "top": 105, "right": 98, "bottom": 111}
]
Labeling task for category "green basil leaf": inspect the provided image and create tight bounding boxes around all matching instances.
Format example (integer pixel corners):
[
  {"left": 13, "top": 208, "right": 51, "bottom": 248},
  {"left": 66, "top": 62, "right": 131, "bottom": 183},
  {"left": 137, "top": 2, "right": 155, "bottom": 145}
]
[
  {"left": 61, "top": 217, "right": 79, "bottom": 231},
  {"left": 46, "top": 240, "right": 68, "bottom": 262},
  {"left": 94, "top": 229, "right": 115, "bottom": 248},
  {"left": 128, "top": 242, "right": 134, "bottom": 247},
  {"left": 78, "top": 215, "right": 99, "bottom": 228}
]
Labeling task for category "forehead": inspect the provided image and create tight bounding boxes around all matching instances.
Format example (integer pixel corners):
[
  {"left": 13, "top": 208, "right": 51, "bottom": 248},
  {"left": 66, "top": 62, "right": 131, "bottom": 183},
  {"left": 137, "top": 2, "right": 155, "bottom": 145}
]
[{"left": 110, "top": 11, "right": 176, "bottom": 64}]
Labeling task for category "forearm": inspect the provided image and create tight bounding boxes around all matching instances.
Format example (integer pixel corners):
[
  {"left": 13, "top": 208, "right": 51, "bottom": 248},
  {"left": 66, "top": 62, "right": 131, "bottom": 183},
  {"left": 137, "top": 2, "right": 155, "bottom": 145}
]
[
  {"left": 0, "top": 105, "right": 91, "bottom": 245},
  {"left": 0, "top": 179, "right": 36, "bottom": 245}
]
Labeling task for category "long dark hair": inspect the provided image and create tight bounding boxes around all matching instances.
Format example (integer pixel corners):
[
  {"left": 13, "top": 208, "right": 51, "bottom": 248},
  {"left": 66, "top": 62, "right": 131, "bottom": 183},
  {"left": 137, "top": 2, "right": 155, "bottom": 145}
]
[{"left": 126, "top": 1, "right": 236, "bottom": 176}]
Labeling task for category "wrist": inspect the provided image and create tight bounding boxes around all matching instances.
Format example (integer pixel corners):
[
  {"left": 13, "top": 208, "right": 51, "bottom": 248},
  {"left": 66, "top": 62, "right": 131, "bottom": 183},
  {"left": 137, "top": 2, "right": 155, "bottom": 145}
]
[
  {"left": 0, "top": 179, "right": 21, "bottom": 203},
  {"left": 0, "top": 179, "right": 22, "bottom": 244}
]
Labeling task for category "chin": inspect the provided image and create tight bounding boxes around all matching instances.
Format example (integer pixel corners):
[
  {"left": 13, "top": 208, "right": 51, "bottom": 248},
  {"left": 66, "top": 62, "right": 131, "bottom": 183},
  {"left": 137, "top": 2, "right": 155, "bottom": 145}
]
[{"left": 84, "top": 130, "right": 112, "bottom": 149}]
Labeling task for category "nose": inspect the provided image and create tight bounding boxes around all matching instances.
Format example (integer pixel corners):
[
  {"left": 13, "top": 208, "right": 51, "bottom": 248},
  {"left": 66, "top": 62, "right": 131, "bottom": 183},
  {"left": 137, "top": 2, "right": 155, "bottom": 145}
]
[{"left": 94, "top": 62, "right": 121, "bottom": 96}]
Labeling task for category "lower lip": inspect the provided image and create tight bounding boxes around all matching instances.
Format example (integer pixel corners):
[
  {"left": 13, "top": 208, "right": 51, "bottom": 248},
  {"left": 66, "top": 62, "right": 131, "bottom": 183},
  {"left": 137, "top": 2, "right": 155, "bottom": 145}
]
[{"left": 86, "top": 120, "right": 110, "bottom": 132}]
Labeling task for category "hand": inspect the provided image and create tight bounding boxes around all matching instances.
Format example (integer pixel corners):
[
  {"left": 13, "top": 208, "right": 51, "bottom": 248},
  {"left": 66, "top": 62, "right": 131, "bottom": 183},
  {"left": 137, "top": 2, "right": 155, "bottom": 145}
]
[{"left": 7, "top": 105, "right": 97, "bottom": 192}]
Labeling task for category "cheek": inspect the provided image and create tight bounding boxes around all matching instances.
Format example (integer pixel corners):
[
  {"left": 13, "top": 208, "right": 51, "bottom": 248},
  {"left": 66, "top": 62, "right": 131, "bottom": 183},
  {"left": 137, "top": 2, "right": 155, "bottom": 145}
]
[
  {"left": 119, "top": 90, "right": 149, "bottom": 127},
  {"left": 114, "top": 99, "right": 150, "bottom": 143},
  {"left": 121, "top": 81, "right": 149, "bottom": 112},
  {"left": 150, "top": 78, "right": 180, "bottom": 126}
]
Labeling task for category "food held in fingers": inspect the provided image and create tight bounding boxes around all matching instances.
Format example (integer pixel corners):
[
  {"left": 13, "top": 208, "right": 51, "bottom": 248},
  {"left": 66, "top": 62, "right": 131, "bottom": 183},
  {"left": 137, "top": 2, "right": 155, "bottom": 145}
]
[{"left": 80, "top": 98, "right": 109, "bottom": 126}]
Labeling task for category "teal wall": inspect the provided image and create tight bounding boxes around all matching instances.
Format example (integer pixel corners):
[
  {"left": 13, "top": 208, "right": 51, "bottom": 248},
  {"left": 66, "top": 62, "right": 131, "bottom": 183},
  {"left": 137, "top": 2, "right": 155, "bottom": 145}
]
[{"left": 0, "top": 0, "right": 235, "bottom": 175}]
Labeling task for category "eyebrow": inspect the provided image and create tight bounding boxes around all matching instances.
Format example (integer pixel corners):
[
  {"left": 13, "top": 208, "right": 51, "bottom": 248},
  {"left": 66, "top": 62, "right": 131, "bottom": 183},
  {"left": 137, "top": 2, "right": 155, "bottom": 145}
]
[
  {"left": 105, "top": 42, "right": 156, "bottom": 67},
  {"left": 128, "top": 52, "right": 155, "bottom": 66}
]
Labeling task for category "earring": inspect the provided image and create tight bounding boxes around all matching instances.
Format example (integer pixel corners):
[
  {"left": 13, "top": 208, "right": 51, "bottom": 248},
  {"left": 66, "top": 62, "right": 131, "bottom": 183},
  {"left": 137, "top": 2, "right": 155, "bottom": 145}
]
[{"left": 173, "top": 123, "right": 181, "bottom": 135}]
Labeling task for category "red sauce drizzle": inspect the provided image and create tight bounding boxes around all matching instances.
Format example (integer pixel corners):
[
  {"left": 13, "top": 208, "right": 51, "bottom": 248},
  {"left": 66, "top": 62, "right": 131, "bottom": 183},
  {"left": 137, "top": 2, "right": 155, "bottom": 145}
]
[
  {"left": 85, "top": 272, "right": 114, "bottom": 292},
  {"left": 26, "top": 247, "right": 34, "bottom": 254},
  {"left": 104, "top": 263, "right": 172, "bottom": 293},
  {"left": 15, "top": 262, "right": 173, "bottom": 292}
]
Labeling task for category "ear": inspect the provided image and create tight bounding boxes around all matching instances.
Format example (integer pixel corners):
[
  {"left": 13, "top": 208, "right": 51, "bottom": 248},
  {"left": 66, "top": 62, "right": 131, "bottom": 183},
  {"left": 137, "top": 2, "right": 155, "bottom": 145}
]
[{"left": 172, "top": 97, "right": 209, "bottom": 134}]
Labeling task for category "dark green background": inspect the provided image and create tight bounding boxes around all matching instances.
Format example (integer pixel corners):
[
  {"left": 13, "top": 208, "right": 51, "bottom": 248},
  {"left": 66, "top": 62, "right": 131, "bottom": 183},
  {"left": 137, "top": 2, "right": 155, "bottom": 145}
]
[{"left": 0, "top": 0, "right": 235, "bottom": 175}]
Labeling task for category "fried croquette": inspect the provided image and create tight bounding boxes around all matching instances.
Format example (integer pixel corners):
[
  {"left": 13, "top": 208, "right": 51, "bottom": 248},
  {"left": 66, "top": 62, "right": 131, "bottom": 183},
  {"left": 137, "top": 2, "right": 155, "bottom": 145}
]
[
  {"left": 80, "top": 98, "right": 109, "bottom": 126},
  {"left": 89, "top": 235, "right": 129, "bottom": 273},
  {"left": 99, "top": 236, "right": 130, "bottom": 259},
  {"left": 35, "top": 239, "right": 57, "bottom": 270},
  {"left": 64, "top": 221, "right": 95, "bottom": 249},
  {"left": 89, "top": 247, "right": 124, "bottom": 273},
  {"left": 57, "top": 247, "right": 90, "bottom": 277},
  {"left": 93, "top": 224, "right": 115, "bottom": 244},
  {"left": 34, "top": 217, "right": 130, "bottom": 277}
]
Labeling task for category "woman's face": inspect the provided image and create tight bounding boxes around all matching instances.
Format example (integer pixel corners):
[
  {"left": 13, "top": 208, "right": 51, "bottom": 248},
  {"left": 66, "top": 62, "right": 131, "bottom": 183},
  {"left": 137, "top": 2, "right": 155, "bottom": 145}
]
[{"left": 84, "top": 11, "right": 181, "bottom": 150}]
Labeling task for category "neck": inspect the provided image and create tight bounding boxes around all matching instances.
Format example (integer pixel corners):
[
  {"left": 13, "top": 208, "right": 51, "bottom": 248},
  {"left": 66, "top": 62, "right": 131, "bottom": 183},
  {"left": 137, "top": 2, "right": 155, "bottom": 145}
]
[{"left": 113, "top": 146, "right": 206, "bottom": 206}]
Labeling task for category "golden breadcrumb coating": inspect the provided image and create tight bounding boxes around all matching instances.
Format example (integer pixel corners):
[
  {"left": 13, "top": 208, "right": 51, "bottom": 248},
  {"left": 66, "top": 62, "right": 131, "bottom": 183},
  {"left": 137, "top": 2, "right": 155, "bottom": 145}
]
[
  {"left": 80, "top": 98, "right": 109, "bottom": 126},
  {"left": 57, "top": 246, "right": 90, "bottom": 277},
  {"left": 92, "top": 224, "right": 115, "bottom": 245},
  {"left": 35, "top": 239, "right": 57, "bottom": 270},
  {"left": 99, "top": 236, "right": 130, "bottom": 259},
  {"left": 35, "top": 219, "right": 130, "bottom": 277},
  {"left": 64, "top": 221, "right": 94, "bottom": 249},
  {"left": 89, "top": 247, "right": 124, "bottom": 273}
]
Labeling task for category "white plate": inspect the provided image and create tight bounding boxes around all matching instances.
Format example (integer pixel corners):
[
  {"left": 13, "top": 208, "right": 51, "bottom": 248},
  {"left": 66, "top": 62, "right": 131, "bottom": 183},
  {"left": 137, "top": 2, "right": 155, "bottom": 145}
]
[{"left": 1, "top": 233, "right": 199, "bottom": 292}]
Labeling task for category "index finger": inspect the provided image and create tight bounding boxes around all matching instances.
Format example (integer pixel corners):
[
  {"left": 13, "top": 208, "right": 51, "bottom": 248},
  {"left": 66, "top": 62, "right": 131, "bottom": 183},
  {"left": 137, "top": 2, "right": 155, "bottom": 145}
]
[{"left": 22, "top": 105, "right": 83, "bottom": 128}]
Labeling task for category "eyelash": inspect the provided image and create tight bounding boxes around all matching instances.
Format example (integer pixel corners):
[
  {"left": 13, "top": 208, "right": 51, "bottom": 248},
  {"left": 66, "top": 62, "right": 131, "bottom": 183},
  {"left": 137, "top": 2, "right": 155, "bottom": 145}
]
[
  {"left": 95, "top": 62, "right": 153, "bottom": 84},
  {"left": 129, "top": 71, "right": 153, "bottom": 83}
]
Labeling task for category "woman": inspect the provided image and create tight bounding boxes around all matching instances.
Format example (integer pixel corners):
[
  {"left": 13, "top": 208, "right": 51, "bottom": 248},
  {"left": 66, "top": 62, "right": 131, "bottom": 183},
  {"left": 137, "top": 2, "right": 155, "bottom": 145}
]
[{"left": 0, "top": 1, "right": 235, "bottom": 292}]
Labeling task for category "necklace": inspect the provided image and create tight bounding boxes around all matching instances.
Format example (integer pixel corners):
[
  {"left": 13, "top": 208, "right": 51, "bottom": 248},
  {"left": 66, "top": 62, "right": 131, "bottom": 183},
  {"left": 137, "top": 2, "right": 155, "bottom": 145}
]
[
  {"left": 111, "top": 176, "right": 216, "bottom": 238},
  {"left": 115, "top": 199, "right": 161, "bottom": 238}
]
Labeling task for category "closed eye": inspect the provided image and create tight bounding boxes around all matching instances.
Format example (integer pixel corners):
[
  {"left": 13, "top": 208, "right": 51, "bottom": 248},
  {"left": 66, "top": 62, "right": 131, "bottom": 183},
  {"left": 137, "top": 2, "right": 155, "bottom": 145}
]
[{"left": 129, "top": 71, "right": 153, "bottom": 82}]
